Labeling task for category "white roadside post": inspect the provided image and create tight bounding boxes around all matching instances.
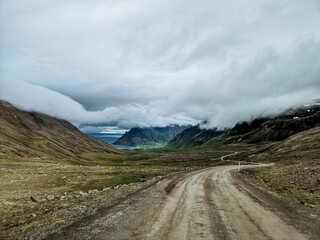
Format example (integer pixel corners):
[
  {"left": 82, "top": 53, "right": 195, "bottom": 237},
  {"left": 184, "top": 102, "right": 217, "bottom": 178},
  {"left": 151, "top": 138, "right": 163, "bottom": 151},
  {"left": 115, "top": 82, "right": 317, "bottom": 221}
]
[{"left": 238, "top": 161, "right": 241, "bottom": 172}]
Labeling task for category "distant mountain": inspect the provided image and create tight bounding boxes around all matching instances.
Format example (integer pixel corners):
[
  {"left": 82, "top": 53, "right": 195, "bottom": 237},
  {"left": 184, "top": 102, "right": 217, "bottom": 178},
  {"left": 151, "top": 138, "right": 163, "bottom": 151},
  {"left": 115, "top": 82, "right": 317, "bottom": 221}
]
[
  {"left": 167, "top": 105, "right": 320, "bottom": 149},
  {"left": 114, "top": 125, "right": 191, "bottom": 146},
  {"left": 167, "top": 125, "right": 224, "bottom": 149},
  {"left": 0, "top": 100, "right": 118, "bottom": 158}
]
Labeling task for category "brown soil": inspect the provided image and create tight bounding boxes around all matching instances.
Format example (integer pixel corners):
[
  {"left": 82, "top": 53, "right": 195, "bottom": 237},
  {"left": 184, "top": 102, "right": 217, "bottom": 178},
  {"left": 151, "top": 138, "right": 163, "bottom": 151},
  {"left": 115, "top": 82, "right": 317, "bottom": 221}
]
[{"left": 45, "top": 165, "right": 320, "bottom": 240}]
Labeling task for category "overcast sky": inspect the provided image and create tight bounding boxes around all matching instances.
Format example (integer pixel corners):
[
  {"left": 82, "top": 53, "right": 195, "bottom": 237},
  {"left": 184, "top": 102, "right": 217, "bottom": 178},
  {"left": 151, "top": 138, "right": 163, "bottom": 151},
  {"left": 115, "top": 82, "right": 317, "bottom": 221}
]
[{"left": 0, "top": 0, "right": 320, "bottom": 132}]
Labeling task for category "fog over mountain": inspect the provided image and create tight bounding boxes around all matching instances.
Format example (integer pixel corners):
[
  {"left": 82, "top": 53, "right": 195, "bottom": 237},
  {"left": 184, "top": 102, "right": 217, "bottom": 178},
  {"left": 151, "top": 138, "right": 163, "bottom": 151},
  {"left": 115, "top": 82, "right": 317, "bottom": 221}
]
[{"left": 1, "top": 0, "right": 320, "bottom": 131}]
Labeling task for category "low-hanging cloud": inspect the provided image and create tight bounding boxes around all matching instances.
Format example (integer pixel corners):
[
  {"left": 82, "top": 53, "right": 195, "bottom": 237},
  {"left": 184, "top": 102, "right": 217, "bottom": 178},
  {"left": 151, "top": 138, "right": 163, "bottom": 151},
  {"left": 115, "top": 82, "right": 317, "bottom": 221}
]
[
  {"left": 0, "top": 0, "right": 320, "bottom": 131},
  {"left": 0, "top": 79, "right": 197, "bottom": 128}
]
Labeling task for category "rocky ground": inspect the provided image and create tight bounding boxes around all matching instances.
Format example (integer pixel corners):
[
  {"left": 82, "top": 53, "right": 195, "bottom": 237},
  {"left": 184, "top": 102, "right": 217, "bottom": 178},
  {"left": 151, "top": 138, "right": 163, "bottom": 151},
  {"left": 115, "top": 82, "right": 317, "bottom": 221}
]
[
  {"left": 44, "top": 165, "right": 320, "bottom": 240},
  {"left": 0, "top": 164, "right": 192, "bottom": 240},
  {"left": 241, "top": 161, "right": 320, "bottom": 209}
]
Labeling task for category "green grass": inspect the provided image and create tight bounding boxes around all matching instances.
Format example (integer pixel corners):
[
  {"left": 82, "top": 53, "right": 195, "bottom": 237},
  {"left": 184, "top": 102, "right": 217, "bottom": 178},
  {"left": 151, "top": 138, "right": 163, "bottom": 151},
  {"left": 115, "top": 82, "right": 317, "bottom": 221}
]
[
  {"left": 52, "top": 220, "right": 65, "bottom": 225},
  {"left": 248, "top": 152, "right": 269, "bottom": 162},
  {"left": 72, "top": 172, "right": 159, "bottom": 192},
  {"left": 31, "top": 139, "right": 48, "bottom": 148},
  {"left": 22, "top": 222, "right": 38, "bottom": 232}
]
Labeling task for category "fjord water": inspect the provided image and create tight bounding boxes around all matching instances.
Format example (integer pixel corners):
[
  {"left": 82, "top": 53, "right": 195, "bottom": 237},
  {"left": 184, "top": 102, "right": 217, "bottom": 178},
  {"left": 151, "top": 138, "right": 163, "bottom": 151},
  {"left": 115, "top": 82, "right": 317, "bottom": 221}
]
[{"left": 86, "top": 133, "right": 137, "bottom": 149}]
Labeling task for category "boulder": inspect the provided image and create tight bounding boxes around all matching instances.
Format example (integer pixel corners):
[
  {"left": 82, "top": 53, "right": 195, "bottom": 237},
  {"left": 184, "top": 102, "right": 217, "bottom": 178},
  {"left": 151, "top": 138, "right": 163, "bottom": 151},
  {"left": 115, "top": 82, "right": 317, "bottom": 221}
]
[
  {"left": 30, "top": 196, "right": 46, "bottom": 202},
  {"left": 80, "top": 191, "right": 88, "bottom": 197}
]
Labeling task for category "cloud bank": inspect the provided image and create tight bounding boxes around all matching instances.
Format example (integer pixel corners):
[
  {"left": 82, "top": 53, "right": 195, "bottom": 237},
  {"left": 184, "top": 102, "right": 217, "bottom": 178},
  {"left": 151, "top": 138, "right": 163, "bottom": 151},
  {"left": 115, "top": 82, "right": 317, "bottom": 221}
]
[{"left": 1, "top": 0, "right": 320, "bottom": 131}]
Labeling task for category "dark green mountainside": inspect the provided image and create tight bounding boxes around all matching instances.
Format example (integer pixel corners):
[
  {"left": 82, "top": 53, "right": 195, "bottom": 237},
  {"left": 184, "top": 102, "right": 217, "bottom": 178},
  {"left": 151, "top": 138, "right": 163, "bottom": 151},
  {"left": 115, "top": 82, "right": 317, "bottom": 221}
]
[
  {"left": 114, "top": 125, "right": 190, "bottom": 146},
  {"left": 167, "top": 125, "right": 224, "bottom": 149},
  {"left": 225, "top": 106, "right": 320, "bottom": 143},
  {"left": 168, "top": 105, "right": 320, "bottom": 149}
]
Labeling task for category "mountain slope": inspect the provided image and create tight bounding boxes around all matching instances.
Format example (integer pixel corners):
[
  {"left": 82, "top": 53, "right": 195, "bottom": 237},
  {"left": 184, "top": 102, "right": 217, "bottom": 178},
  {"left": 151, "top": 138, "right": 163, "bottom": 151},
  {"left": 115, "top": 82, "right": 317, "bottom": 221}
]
[
  {"left": 236, "top": 125, "right": 320, "bottom": 209},
  {"left": 224, "top": 105, "right": 320, "bottom": 143},
  {"left": 168, "top": 105, "right": 320, "bottom": 149},
  {"left": 0, "top": 101, "right": 118, "bottom": 158},
  {"left": 167, "top": 125, "right": 224, "bottom": 149},
  {"left": 114, "top": 125, "right": 190, "bottom": 146}
]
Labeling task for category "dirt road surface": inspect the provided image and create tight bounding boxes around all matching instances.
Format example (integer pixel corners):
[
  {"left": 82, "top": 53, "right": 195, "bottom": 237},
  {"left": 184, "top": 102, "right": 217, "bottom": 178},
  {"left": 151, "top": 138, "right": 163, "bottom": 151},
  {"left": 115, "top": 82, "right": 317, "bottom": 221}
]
[{"left": 47, "top": 165, "right": 320, "bottom": 240}]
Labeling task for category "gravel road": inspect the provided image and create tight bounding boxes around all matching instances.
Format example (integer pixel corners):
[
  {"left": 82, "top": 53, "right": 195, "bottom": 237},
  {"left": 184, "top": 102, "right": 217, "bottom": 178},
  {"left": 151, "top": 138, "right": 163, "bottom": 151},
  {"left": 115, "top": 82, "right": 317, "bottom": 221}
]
[{"left": 47, "top": 165, "right": 320, "bottom": 240}]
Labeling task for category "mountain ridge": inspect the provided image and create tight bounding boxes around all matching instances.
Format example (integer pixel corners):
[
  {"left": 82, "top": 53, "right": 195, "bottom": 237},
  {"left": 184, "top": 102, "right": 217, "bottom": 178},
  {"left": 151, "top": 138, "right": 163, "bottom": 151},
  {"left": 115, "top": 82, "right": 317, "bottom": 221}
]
[
  {"left": 114, "top": 125, "right": 191, "bottom": 146},
  {"left": 168, "top": 105, "right": 320, "bottom": 149},
  {"left": 0, "top": 100, "right": 118, "bottom": 158}
]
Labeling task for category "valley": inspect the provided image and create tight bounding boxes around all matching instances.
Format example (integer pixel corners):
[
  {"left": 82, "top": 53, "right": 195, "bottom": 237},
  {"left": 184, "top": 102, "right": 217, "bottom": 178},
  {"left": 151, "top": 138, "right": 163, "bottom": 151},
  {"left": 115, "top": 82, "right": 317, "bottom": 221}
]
[
  {"left": 2, "top": 1, "right": 319, "bottom": 239},
  {"left": 0, "top": 101, "right": 319, "bottom": 239}
]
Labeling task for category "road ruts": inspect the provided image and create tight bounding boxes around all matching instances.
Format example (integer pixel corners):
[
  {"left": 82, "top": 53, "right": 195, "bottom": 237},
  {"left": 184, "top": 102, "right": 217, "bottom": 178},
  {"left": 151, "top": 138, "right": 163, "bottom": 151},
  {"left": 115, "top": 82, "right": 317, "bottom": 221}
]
[{"left": 48, "top": 165, "right": 317, "bottom": 240}]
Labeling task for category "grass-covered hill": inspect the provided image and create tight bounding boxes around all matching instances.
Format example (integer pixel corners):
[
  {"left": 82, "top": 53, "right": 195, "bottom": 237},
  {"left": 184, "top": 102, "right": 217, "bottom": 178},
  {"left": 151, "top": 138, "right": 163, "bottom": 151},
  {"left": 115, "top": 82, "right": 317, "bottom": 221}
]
[{"left": 0, "top": 100, "right": 119, "bottom": 159}]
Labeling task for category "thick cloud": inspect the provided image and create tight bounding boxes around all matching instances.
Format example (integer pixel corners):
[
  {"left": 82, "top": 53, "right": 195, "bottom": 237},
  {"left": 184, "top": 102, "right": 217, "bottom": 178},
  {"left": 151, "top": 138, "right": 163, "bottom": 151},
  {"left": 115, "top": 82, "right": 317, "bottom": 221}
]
[{"left": 0, "top": 0, "right": 320, "bottom": 131}]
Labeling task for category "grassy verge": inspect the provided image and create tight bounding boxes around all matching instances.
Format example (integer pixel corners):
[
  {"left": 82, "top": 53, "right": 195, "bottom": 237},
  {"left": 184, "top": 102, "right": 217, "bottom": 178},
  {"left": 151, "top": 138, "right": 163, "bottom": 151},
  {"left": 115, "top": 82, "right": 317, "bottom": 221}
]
[{"left": 243, "top": 166, "right": 320, "bottom": 208}]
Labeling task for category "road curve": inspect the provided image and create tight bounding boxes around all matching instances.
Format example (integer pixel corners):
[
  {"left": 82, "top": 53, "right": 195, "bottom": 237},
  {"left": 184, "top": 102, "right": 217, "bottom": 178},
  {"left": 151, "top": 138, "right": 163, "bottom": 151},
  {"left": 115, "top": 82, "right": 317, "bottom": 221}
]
[
  {"left": 220, "top": 151, "right": 238, "bottom": 160},
  {"left": 49, "top": 165, "right": 319, "bottom": 240}
]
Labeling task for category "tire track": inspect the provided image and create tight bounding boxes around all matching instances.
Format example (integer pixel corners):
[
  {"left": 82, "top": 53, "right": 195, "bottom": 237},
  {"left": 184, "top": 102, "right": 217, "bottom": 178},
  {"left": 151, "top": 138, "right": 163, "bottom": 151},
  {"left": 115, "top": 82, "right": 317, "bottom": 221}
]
[{"left": 47, "top": 164, "right": 314, "bottom": 240}]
